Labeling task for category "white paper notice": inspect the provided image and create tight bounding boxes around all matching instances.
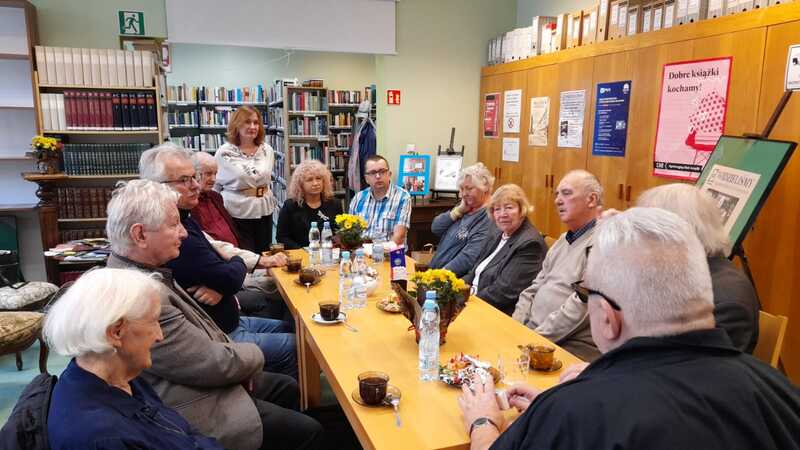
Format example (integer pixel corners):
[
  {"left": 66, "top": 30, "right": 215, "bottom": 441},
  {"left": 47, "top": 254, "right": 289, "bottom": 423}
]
[
  {"left": 503, "top": 137, "right": 520, "bottom": 162},
  {"left": 653, "top": 7, "right": 663, "bottom": 30},
  {"left": 664, "top": 4, "right": 675, "bottom": 28},
  {"left": 786, "top": 44, "right": 800, "bottom": 91},
  {"left": 529, "top": 96, "right": 550, "bottom": 146},
  {"left": 558, "top": 90, "right": 586, "bottom": 148},
  {"left": 503, "top": 89, "right": 522, "bottom": 133}
]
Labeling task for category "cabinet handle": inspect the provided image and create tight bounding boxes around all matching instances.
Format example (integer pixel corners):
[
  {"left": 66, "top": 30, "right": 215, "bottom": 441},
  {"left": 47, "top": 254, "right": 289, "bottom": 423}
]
[
  {"left": 626, "top": 185, "right": 632, "bottom": 202},
  {"left": 550, "top": 174, "right": 555, "bottom": 188},
  {"left": 544, "top": 175, "right": 549, "bottom": 188},
  {"left": 618, "top": 184, "right": 624, "bottom": 200}
]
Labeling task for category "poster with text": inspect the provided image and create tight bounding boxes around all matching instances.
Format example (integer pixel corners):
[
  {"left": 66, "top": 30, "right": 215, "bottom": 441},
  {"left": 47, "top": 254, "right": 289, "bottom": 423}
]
[
  {"left": 503, "top": 89, "right": 522, "bottom": 133},
  {"left": 558, "top": 90, "right": 586, "bottom": 148},
  {"left": 653, "top": 57, "right": 732, "bottom": 180},
  {"left": 592, "top": 81, "right": 631, "bottom": 157},
  {"left": 529, "top": 96, "right": 550, "bottom": 146},
  {"left": 483, "top": 93, "right": 499, "bottom": 138},
  {"left": 502, "top": 137, "right": 520, "bottom": 162}
]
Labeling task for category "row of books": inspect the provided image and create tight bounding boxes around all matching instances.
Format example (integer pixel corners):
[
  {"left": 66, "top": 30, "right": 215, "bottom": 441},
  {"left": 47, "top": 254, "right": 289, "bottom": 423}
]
[
  {"left": 62, "top": 143, "right": 150, "bottom": 175},
  {"left": 269, "top": 78, "right": 298, "bottom": 104},
  {"left": 168, "top": 110, "right": 198, "bottom": 126},
  {"left": 302, "top": 79, "right": 325, "bottom": 88},
  {"left": 328, "top": 90, "right": 362, "bottom": 105},
  {"left": 269, "top": 135, "right": 285, "bottom": 156},
  {"left": 332, "top": 132, "right": 353, "bottom": 148},
  {"left": 330, "top": 112, "right": 355, "bottom": 128},
  {"left": 267, "top": 109, "right": 284, "bottom": 129},
  {"left": 332, "top": 177, "right": 345, "bottom": 192},
  {"left": 170, "top": 135, "right": 200, "bottom": 150},
  {"left": 41, "top": 92, "right": 158, "bottom": 131},
  {"left": 288, "top": 117, "right": 328, "bottom": 137},
  {"left": 58, "top": 229, "right": 106, "bottom": 246},
  {"left": 56, "top": 187, "right": 113, "bottom": 219},
  {"left": 288, "top": 91, "right": 328, "bottom": 112},
  {"left": 35, "top": 46, "right": 154, "bottom": 87},
  {"left": 490, "top": 0, "right": 787, "bottom": 65},
  {"left": 328, "top": 151, "right": 349, "bottom": 171},
  {"left": 290, "top": 144, "right": 325, "bottom": 166},
  {"left": 273, "top": 156, "right": 286, "bottom": 186},
  {"left": 166, "top": 84, "right": 267, "bottom": 103}
]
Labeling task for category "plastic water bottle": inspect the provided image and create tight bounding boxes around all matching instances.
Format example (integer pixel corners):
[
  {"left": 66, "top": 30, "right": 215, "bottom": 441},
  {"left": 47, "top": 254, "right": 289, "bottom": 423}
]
[
  {"left": 419, "top": 291, "right": 440, "bottom": 381},
  {"left": 338, "top": 251, "right": 353, "bottom": 310},
  {"left": 321, "top": 221, "right": 333, "bottom": 266},
  {"left": 372, "top": 239, "right": 385, "bottom": 263},
  {"left": 352, "top": 249, "right": 368, "bottom": 308},
  {"left": 308, "top": 222, "right": 321, "bottom": 266}
]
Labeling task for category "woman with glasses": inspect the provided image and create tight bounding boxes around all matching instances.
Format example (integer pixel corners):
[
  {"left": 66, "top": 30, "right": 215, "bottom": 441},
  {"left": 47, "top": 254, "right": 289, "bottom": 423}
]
[
  {"left": 215, "top": 106, "right": 277, "bottom": 253},
  {"left": 463, "top": 184, "right": 546, "bottom": 316},
  {"left": 276, "top": 159, "right": 343, "bottom": 249}
]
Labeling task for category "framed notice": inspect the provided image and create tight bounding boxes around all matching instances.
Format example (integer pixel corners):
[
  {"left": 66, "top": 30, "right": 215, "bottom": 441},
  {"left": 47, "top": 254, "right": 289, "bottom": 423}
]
[
  {"left": 483, "top": 93, "right": 500, "bottom": 138},
  {"left": 696, "top": 136, "right": 796, "bottom": 256},
  {"left": 653, "top": 57, "right": 732, "bottom": 180},
  {"left": 397, "top": 154, "right": 431, "bottom": 196},
  {"left": 434, "top": 155, "right": 463, "bottom": 192}
]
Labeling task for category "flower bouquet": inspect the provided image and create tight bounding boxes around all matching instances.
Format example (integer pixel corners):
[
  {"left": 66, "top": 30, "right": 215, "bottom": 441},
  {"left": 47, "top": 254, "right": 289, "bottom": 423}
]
[
  {"left": 391, "top": 268, "right": 470, "bottom": 345},
  {"left": 334, "top": 214, "right": 367, "bottom": 250},
  {"left": 30, "top": 135, "right": 63, "bottom": 174}
]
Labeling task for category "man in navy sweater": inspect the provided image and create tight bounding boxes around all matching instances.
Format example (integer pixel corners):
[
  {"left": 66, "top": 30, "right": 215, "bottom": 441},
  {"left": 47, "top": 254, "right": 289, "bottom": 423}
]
[{"left": 140, "top": 144, "right": 297, "bottom": 379}]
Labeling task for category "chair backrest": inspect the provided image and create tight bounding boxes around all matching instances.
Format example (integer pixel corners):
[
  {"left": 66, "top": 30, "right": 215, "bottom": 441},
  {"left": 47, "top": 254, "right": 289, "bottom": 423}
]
[
  {"left": 544, "top": 235, "right": 556, "bottom": 249},
  {"left": 0, "top": 373, "right": 57, "bottom": 450},
  {"left": 753, "top": 310, "right": 788, "bottom": 368}
]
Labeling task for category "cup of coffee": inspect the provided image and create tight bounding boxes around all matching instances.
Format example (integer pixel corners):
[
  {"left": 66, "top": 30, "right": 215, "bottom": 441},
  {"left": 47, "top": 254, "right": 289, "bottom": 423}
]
[
  {"left": 299, "top": 268, "right": 319, "bottom": 285},
  {"left": 269, "top": 243, "right": 285, "bottom": 255},
  {"left": 286, "top": 257, "right": 302, "bottom": 273},
  {"left": 530, "top": 345, "right": 555, "bottom": 370},
  {"left": 358, "top": 371, "right": 389, "bottom": 406},
  {"left": 319, "top": 300, "right": 340, "bottom": 322}
]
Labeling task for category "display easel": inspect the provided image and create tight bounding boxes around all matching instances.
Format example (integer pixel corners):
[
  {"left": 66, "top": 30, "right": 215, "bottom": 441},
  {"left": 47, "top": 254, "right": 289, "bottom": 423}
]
[{"left": 431, "top": 127, "right": 464, "bottom": 200}]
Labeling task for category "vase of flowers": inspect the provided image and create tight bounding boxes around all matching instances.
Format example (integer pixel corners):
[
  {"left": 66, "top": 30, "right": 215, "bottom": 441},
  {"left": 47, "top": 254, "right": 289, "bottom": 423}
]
[
  {"left": 334, "top": 214, "right": 367, "bottom": 250},
  {"left": 30, "top": 136, "right": 63, "bottom": 174},
  {"left": 392, "top": 268, "right": 470, "bottom": 345}
]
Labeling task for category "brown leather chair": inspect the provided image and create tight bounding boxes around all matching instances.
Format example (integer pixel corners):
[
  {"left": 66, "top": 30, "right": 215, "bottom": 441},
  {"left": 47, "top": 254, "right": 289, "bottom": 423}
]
[{"left": 752, "top": 310, "right": 788, "bottom": 369}]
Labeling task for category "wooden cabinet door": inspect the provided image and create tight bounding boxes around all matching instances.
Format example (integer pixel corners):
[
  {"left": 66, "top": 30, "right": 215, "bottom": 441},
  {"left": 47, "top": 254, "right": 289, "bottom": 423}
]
[
  {"left": 478, "top": 74, "right": 504, "bottom": 180},
  {"left": 497, "top": 71, "right": 527, "bottom": 185},
  {"left": 523, "top": 64, "right": 558, "bottom": 234}
]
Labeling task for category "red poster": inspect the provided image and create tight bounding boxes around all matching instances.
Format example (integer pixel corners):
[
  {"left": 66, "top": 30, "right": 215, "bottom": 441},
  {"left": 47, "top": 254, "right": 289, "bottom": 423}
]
[
  {"left": 483, "top": 92, "right": 499, "bottom": 138},
  {"left": 387, "top": 89, "right": 401, "bottom": 105}
]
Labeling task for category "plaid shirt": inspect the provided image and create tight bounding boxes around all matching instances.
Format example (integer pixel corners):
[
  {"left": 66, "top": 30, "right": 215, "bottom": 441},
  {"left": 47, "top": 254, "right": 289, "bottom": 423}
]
[{"left": 349, "top": 183, "right": 411, "bottom": 241}]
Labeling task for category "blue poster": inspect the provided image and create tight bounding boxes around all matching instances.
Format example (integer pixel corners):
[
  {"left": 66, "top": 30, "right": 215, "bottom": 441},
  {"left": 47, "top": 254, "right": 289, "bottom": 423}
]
[{"left": 592, "top": 81, "right": 632, "bottom": 157}]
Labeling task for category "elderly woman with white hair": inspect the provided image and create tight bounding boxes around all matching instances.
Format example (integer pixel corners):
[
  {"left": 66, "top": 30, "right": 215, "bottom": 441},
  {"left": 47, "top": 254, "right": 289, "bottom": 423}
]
[
  {"left": 45, "top": 268, "right": 223, "bottom": 449},
  {"left": 637, "top": 183, "right": 760, "bottom": 352},
  {"left": 429, "top": 162, "right": 497, "bottom": 277}
]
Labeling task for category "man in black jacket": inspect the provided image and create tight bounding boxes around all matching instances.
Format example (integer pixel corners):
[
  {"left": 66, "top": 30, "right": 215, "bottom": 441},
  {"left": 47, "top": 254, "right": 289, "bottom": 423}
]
[{"left": 458, "top": 207, "right": 800, "bottom": 450}]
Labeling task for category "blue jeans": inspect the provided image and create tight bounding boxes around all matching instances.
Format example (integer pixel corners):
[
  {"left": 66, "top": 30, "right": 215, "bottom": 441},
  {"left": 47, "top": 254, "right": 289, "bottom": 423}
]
[{"left": 228, "top": 316, "right": 298, "bottom": 379}]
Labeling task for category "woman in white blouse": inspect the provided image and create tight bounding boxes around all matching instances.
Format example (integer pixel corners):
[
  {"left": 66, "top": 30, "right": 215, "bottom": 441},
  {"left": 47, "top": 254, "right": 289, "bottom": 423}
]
[{"left": 215, "top": 106, "right": 278, "bottom": 253}]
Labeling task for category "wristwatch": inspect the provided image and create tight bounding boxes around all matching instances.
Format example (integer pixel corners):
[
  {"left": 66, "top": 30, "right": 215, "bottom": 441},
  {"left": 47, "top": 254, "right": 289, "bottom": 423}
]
[{"left": 469, "top": 417, "right": 500, "bottom": 437}]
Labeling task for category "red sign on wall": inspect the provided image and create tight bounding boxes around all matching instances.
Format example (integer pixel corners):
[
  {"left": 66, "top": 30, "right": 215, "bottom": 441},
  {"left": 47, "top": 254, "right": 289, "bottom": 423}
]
[{"left": 387, "top": 89, "right": 401, "bottom": 105}]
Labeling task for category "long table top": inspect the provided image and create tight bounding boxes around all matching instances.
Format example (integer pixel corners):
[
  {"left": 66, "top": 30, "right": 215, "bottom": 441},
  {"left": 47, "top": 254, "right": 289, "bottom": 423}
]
[{"left": 272, "top": 251, "right": 582, "bottom": 450}]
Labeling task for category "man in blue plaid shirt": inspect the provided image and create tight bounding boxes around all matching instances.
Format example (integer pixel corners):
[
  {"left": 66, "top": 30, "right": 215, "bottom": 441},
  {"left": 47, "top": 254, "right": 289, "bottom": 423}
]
[{"left": 349, "top": 155, "right": 411, "bottom": 246}]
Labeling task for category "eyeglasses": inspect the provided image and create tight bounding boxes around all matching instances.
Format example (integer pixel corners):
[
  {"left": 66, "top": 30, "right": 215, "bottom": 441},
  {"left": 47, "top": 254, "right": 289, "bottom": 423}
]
[
  {"left": 365, "top": 168, "right": 389, "bottom": 178},
  {"left": 161, "top": 175, "right": 198, "bottom": 187},
  {"left": 571, "top": 281, "right": 622, "bottom": 311}
]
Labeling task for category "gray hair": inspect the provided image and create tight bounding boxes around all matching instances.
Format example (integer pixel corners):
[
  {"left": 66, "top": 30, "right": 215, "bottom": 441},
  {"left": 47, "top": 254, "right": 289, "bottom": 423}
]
[
  {"left": 587, "top": 207, "right": 714, "bottom": 337},
  {"left": 191, "top": 151, "right": 217, "bottom": 171},
  {"left": 457, "top": 162, "right": 495, "bottom": 193},
  {"left": 106, "top": 179, "right": 179, "bottom": 255},
  {"left": 43, "top": 268, "right": 165, "bottom": 357},
  {"left": 636, "top": 183, "right": 729, "bottom": 257},
  {"left": 564, "top": 169, "right": 604, "bottom": 207},
  {"left": 139, "top": 142, "right": 193, "bottom": 182}
]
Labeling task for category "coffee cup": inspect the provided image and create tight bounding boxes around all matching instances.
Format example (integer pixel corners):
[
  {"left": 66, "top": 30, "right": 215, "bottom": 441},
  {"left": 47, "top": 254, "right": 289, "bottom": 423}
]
[
  {"left": 530, "top": 345, "right": 555, "bottom": 370},
  {"left": 319, "top": 301, "right": 340, "bottom": 322},
  {"left": 358, "top": 371, "right": 389, "bottom": 405},
  {"left": 286, "top": 257, "right": 302, "bottom": 273},
  {"left": 299, "top": 268, "right": 318, "bottom": 285},
  {"left": 269, "top": 243, "right": 285, "bottom": 255}
]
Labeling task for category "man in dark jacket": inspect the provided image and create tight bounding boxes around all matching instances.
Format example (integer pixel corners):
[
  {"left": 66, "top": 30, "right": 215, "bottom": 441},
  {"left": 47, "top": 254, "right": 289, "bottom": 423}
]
[{"left": 458, "top": 207, "right": 800, "bottom": 450}]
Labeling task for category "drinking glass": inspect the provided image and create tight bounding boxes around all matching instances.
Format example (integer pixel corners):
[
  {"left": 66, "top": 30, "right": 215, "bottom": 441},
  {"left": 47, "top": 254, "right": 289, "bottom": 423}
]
[{"left": 515, "top": 352, "right": 530, "bottom": 383}]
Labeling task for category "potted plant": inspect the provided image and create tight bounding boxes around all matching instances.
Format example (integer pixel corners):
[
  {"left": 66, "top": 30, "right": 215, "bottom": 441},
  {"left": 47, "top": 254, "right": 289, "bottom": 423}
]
[
  {"left": 392, "top": 268, "right": 470, "bottom": 345},
  {"left": 29, "top": 135, "right": 63, "bottom": 174},
  {"left": 334, "top": 213, "right": 367, "bottom": 250}
]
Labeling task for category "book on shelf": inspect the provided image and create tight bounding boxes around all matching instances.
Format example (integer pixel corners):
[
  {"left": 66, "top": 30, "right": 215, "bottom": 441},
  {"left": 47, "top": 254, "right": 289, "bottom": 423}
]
[
  {"left": 288, "top": 116, "right": 328, "bottom": 136},
  {"left": 62, "top": 143, "right": 151, "bottom": 175},
  {"left": 35, "top": 46, "right": 155, "bottom": 87},
  {"left": 328, "top": 151, "right": 349, "bottom": 171},
  {"left": 170, "top": 135, "right": 200, "bottom": 151},
  {"left": 55, "top": 186, "right": 114, "bottom": 219},
  {"left": 288, "top": 90, "right": 328, "bottom": 112},
  {"left": 328, "top": 90, "right": 362, "bottom": 105},
  {"left": 302, "top": 79, "right": 325, "bottom": 88},
  {"left": 290, "top": 144, "right": 325, "bottom": 165},
  {"left": 166, "top": 84, "right": 267, "bottom": 104},
  {"left": 333, "top": 132, "right": 353, "bottom": 148},
  {"left": 167, "top": 109, "right": 199, "bottom": 126},
  {"left": 330, "top": 111, "right": 355, "bottom": 128},
  {"left": 42, "top": 91, "right": 158, "bottom": 131}
]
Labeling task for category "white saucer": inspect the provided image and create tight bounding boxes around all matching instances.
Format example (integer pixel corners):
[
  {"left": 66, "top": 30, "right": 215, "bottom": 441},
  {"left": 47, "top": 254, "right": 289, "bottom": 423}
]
[{"left": 311, "top": 312, "right": 347, "bottom": 325}]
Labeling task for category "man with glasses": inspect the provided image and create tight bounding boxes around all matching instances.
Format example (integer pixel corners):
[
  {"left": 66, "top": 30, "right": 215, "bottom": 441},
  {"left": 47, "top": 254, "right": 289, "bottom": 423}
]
[
  {"left": 349, "top": 155, "right": 411, "bottom": 246},
  {"left": 458, "top": 207, "right": 800, "bottom": 450},
  {"left": 512, "top": 170, "right": 603, "bottom": 361}
]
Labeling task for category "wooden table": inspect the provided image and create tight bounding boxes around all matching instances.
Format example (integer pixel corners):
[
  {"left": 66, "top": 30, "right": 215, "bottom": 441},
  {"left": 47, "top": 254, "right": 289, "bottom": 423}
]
[{"left": 272, "top": 250, "right": 581, "bottom": 450}]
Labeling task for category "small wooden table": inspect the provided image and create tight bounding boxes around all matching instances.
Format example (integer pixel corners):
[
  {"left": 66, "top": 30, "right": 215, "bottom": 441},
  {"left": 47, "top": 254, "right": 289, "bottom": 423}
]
[{"left": 272, "top": 250, "right": 581, "bottom": 450}]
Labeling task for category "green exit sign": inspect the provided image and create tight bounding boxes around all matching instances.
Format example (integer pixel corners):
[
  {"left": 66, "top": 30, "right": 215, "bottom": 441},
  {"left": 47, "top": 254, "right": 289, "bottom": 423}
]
[{"left": 118, "top": 11, "right": 145, "bottom": 36}]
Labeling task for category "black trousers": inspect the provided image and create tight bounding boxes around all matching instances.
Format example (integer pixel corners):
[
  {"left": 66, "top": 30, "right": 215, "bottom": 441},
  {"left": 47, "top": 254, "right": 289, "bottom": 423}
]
[
  {"left": 252, "top": 372, "right": 324, "bottom": 450},
  {"left": 234, "top": 214, "right": 273, "bottom": 254}
]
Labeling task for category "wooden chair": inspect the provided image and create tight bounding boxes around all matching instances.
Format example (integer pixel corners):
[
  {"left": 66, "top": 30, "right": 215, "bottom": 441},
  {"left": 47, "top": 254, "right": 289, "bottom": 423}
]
[
  {"left": 544, "top": 235, "right": 556, "bottom": 249},
  {"left": 753, "top": 311, "right": 788, "bottom": 368}
]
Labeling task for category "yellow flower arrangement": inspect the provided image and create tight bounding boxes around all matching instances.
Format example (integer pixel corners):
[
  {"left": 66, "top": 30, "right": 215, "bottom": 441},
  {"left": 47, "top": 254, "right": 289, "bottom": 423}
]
[
  {"left": 334, "top": 214, "right": 368, "bottom": 249},
  {"left": 30, "top": 135, "right": 63, "bottom": 160},
  {"left": 335, "top": 214, "right": 367, "bottom": 231},
  {"left": 411, "top": 268, "right": 469, "bottom": 307}
]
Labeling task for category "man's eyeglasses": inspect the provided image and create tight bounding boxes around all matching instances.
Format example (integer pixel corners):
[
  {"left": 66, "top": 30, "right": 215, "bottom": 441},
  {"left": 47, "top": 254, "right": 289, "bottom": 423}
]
[
  {"left": 161, "top": 175, "right": 198, "bottom": 187},
  {"left": 365, "top": 168, "right": 389, "bottom": 178},
  {"left": 571, "top": 281, "right": 622, "bottom": 311}
]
